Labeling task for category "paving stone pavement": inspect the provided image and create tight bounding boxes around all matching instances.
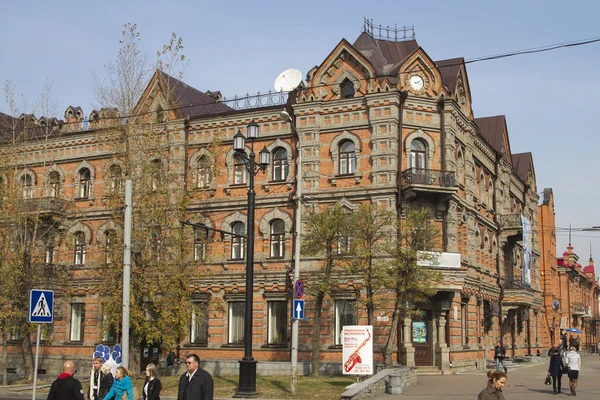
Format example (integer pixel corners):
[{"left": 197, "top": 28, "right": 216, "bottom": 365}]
[{"left": 372, "top": 354, "right": 600, "bottom": 400}]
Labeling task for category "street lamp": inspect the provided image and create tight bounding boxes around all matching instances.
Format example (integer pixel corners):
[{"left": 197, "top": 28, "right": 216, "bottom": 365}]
[{"left": 234, "top": 120, "right": 269, "bottom": 398}]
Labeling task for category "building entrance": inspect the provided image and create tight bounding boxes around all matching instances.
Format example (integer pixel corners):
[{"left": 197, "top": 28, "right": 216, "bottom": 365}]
[{"left": 412, "top": 310, "right": 433, "bottom": 366}]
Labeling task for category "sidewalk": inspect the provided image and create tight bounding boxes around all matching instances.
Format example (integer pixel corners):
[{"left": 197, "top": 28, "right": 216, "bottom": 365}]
[{"left": 372, "top": 353, "right": 600, "bottom": 400}]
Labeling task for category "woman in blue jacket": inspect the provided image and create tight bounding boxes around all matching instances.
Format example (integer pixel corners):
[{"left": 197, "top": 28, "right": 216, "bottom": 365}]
[{"left": 104, "top": 366, "right": 134, "bottom": 400}]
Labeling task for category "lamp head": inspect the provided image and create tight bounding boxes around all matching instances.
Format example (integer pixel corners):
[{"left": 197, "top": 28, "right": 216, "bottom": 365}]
[
  {"left": 259, "top": 146, "right": 270, "bottom": 169},
  {"left": 247, "top": 120, "right": 259, "bottom": 139},
  {"left": 233, "top": 130, "right": 245, "bottom": 151}
]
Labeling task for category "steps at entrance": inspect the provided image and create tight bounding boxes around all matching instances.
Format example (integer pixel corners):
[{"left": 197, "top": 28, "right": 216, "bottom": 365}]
[{"left": 416, "top": 366, "right": 443, "bottom": 375}]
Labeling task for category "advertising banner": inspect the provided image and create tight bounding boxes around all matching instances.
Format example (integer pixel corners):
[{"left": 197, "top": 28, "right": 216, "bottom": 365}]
[
  {"left": 521, "top": 215, "right": 532, "bottom": 287},
  {"left": 342, "top": 325, "right": 373, "bottom": 375}
]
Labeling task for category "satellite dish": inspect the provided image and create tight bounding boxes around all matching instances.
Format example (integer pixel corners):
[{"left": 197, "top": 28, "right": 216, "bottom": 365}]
[{"left": 274, "top": 68, "right": 303, "bottom": 92}]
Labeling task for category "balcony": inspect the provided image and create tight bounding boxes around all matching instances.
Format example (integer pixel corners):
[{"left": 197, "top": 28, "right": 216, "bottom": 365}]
[
  {"left": 498, "top": 213, "right": 523, "bottom": 242},
  {"left": 23, "top": 197, "right": 69, "bottom": 216},
  {"left": 502, "top": 279, "right": 542, "bottom": 307},
  {"left": 571, "top": 302, "right": 586, "bottom": 316},
  {"left": 400, "top": 168, "right": 457, "bottom": 196}
]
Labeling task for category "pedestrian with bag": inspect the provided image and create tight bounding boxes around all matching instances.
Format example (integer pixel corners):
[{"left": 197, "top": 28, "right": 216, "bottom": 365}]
[
  {"left": 548, "top": 347, "right": 564, "bottom": 394},
  {"left": 89, "top": 357, "right": 114, "bottom": 400},
  {"left": 47, "top": 360, "right": 85, "bottom": 400},
  {"left": 478, "top": 370, "right": 507, "bottom": 400},
  {"left": 177, "top": 354, "right": 214, "bottom": 400},
  {"left": 104, "top": 366, "right": 133, "bottom": 400},
  {"left": 565, "top": 346, "right": 581, "bottom": 396},
  {"left": 143, "top": 363, "right": 162, "bottom": 400},
  {"left": 494, "top": 341, "right": 508, "bottom": 374}
]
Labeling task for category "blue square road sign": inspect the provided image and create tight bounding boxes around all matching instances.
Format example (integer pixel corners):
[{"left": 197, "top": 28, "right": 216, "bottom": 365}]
[
  {"left": 29, "top": 289, "right": 54, "bottom": 323},
  {"left": 293, "top": 299, "right": 304, "bottom": 320}
]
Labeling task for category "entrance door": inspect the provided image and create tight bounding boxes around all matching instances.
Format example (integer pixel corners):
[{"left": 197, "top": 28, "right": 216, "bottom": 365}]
[
  {"left": 140, "top": 342, "right": 160, "bottom": 373},
  {"left": 412, "top": 311, "right": 433, "bottom": 366}
]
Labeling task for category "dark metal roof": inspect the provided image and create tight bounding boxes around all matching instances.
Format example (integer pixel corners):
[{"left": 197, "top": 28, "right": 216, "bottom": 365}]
[
  {"left": 475, "top": 115, "right": 507, "bottom": 155},
  {"left": 157, "top": 70, "right": 233, "bottom": 118},
  {"left": 511, "top": 152, "right": 533, "bottom": 183},
  {"left": 435, "top": 58, "right": 463, "bottom": 93},
  {"left": 353, "top": 32, "right": 419, "bottom": 76}
]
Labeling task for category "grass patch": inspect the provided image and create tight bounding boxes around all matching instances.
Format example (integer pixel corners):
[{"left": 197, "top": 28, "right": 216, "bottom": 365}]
[{"left": 131, "top": 374, "right": 356, "bottom": 399}]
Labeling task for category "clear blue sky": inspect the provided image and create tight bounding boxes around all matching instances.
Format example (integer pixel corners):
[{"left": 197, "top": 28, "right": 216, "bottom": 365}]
[{"left": 2, "top": 0, "right": 600, "bottom": 267}]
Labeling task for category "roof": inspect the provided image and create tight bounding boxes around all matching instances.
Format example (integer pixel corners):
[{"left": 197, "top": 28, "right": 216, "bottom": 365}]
[
  {"left": 156, "top": 70, "right": 233, "bottom": 118},
  {"left": 435, "top": 58, "right": 463, "bottom": 93},
  {"left": 475, "top": 116, "right": 507, "bottom": 155},
  {"left": 353, "top": 32, "right": 419, "bottom": 76},
  {"left": 511, "top": 152, "right": 533, "bottom": 183},
  {"left": 583, "top": 266, "right": 595, "bottom": 274}
]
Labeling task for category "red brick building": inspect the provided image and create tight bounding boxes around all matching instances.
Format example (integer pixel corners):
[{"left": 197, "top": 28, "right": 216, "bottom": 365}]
[{"left": 1, "top": 24, "right": 545, "bottom": 378}]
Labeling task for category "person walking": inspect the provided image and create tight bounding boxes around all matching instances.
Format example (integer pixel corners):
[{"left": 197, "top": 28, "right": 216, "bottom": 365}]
[
  {"left": 177, "top": 354, "right": 214, "bottom": 400},
  {"left": 89, "top": 357, "right": 113, "bottom": 400},
  {"left": 548, "top": 347, "right": 564, "bottom": 394},
  {"left": 565, "top": 346, "right": 581, "bottom": 396},
  {"left": 478, "top": 370, "right": 507, "bottom": 400},
  {"left": 574, "top": 335, "right": 580, "bottom": 352},
  {"left": 104, "top": 366, "right": 133, "bottom": 400},
  {"left": 494, "top": 341, "right": 507, "bottom": 374},
  {"left": 143, "top": 363, "right": 162, "bottom": 400},
  {"left": 47, "top": 360, "right": 85, "bottom": 400}
]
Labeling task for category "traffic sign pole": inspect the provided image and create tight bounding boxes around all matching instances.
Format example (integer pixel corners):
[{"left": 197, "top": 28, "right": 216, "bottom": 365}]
[{"left": 32, "top": 324, "right": 41, "bottom": 400}]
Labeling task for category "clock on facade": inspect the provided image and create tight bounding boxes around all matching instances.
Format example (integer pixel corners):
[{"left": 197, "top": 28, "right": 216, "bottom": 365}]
[{"left": 409, "top": 75, "right": 424, "bottom": 91}]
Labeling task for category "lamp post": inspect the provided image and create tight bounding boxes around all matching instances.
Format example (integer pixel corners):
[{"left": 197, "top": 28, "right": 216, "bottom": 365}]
[{"left": 234, "top": 120, "right": 269, "bottom": 398}]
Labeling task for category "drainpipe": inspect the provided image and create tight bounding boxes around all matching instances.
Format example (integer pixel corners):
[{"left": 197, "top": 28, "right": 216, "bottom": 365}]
[
  {"left": 493, "top": 151, "right": 504, "bottom": 347},
  {"left": 437, "top": 96, "right": 447, "bottom": 250},
  {"left": 396, "top": 90, "right": 408, "bottom": 220}
]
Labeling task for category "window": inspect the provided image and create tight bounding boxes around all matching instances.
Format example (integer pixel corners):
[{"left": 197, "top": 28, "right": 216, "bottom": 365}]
[
  {"left": 410, "top": 139, "right": 426, "bottom": 169},
  {"left": 191, "top": 302, "right": 209, "bottom": 344},
  {"left": 70, "top": 303, "right": 85, "bottom": 342},
  {"left": 151, "top": 229, "right": 161, "bottom": 261},
  {"left": 271, "top": 148, "right": 288, "bottom": 182},
  {"left": 335, "top": 300, "right": 357, "bottom": 345},
  {"left": 103, "top": 324, "right": 117, "bottom": 342},
  {"left": 105, "top": 230, "right": 116, "bottom": 265},
  {"left": 337, "top": 233, "right": 354, "bottom": 255},
  {"left": 197, "top": 157, "right": 212, "bottom": 189},
  {"left": 339, "top": 141, "right": 356, "bottom": 175},
  {"left": 340, "top": 78, "right": 355, "bottom": 98},
  {"left": 109, "top": 165, "right": 123, "bottom": 194},
  {"left": 270, "top": 219, "right": 285, "bottom": 258},
  {"left": 461, "top": 302, "right": 468, "bottom": 347},
  {"left": 267, "top": 301, "right": 287, "bottom": 344},
  {"left": 45, "top": 245, "right": 54, "bottom": 265},
  {"left": 228, "top": 301, "right": 245, "bottom": 344},
  {"left": 74, "top": 232, "right": 86, "bottom": 265},
  {"left": 233, "top": 155, "right": 247, "bottom": 185},
  {"left": 48, "top": 171, "right": 60, "bottom": 198},
  {"left": 231, "top": 222, "right": 246, "bottom": 260},
  {"left": 156, "top": 105, "right": 166, "bottom": 123},
  {"left": 21, "top": 174, "right": 34, "bottom": 199},
  {"left": 78, "top": 168, "right": 91, "bottom": 198},
  {"left": 194, "top": 228, "right": 207, "bottom": 262}
]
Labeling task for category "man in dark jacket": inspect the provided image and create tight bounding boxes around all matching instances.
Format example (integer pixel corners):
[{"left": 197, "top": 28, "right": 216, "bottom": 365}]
[
  {"left": 177, "top": 354, "right": 214, "bottom": 400},
  {"left": 47, "top": 360, "right": 85, "bottom": 400},
  {"left": 494, "top": 341, "right": 507, "bottom": 374},
  {"left": 89, "top": 357, "right": 113, "bottom": 400}
]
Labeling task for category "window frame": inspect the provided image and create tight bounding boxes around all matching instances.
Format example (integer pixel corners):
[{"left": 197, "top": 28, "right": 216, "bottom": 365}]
[
  {"left": 269, "top": 219, "right": 285, "bottom": 258},
  {"left": 335, "top": 299, "right": 357, "bottom": 345},
  {"left": 79, "top": 168, "right": 91, "bottom": 198},
  {"left": 74, "top": 232, "right": 86, "bottom": 265},
  {"left": 231, "top": 222, "right": 246, "bottom": 260},
  {"left": 267, "top": 301, "right": 288, "bottom": 345},
  {"left": 109, "top": 165, "right": 123, "bottom": 194},
  {"left": 228, "top": 301, "right": 245, "bottom": 345},
  {"left": 194, "top": 228, "right": 207, "bottom": 262},
  {"left": 271, "top": 148, "right": 289, "bottom": 182},
  {"left": 21, "top": 174, "right": 35, "bottom": 199},
  {"left": 191, "top": 301, "right": 209, "bottom": 345},
  {"left": 339, "top": 141, "right": 356, "bottom": 176},
  {"left": 48, "top": 171, "right": 60, "bottom": 198},
  {"left": 410, "top": 139, "right": 427, "bottom": 170},
  {"left": 196, "top": 156, "right": 212, "bottom": 189},
  {"left": 69, "top": 303, "right": 85, "bottom": 342},
  {"left": 233, "top": 155, "right": 248, "bottom": 185}
]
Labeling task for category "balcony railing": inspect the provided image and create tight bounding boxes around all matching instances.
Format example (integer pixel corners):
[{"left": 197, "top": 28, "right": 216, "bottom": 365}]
[
  {"left": 572, "top": 302, "right": 586, "bottom": 316},
  {"left": 400, "top": 168, "right": 456, "bottom": 188},
  {"left": 23, "top": 197, "right": 69, "bottom": 214}
]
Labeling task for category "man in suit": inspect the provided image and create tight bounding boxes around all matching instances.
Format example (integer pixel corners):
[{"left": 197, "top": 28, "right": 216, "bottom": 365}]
[{"left": 177, "top": 354, "right": 214, "bottom": 400}]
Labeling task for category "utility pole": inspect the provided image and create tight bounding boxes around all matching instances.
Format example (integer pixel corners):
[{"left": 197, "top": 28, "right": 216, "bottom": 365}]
[{"left": 122, "top": 179, "right": 132, "bottom": 368}]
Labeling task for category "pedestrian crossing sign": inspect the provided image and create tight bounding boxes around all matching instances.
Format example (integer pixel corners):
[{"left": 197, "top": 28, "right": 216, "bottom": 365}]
[{"left": 29, "top": 289, "right": 54, "bottom": 323}]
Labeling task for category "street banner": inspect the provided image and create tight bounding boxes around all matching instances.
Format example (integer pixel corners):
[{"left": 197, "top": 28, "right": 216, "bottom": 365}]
[
  {"left": 342, "top": 325, "right": 373, "bottom": 375},
  {"left": 521, "top": 215, "right": 532, "bottom": 287}
]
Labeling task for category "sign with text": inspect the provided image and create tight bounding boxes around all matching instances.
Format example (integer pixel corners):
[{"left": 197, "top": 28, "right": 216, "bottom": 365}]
[{"left": 342, "top": 325, "right": 373, "bottom": 375}]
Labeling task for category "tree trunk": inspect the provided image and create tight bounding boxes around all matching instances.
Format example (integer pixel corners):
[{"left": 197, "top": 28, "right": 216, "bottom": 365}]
[
  {"left": 366, "top": 256, "right": 374, "bottom": 326},
  {"left": 20, "top": 324, "right": 34, "bottom": 382},
  {"left": 2, "top": 332, "right": 7, "bottom": 385},
  {"left": 383, "top": 296, "right": 401, "bottom": 368},
  {"left": 311, "top": 290, "right": 325, "bottom": 376},
  {"left": 128, "top": 337, "right": 141, "bottom": 377}
]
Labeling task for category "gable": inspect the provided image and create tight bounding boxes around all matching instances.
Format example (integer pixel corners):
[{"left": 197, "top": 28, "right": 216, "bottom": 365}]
[{"left": 399, "top": 48, "right": 445, "bottom": 96}]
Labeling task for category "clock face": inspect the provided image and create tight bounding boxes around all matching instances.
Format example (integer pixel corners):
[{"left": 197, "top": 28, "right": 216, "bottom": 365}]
[{"left": 409, "top": 75, "right": 424, "bottom": 91}]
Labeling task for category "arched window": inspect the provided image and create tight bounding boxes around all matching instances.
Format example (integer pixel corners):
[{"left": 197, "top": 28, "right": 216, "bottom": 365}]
[
  {"left": 79, "top": 168, "right": 91, "bottom": 198},
  {"left": 74, "top": 232, "right": 86, "bottom": 265},
  {"left": 196, "top": 156, "right": 212, "bottom": 189},
  {"left": 21, "top": 174, "right": 34, "bottom": 199},
  {"left": 270, "top": 219, "right": 285, "bottom": 258},
  {"left": 410, "top": 139, "right": 426, "bottom": 169},
  {"left": 456, "top": 150, "right": 464, "bottom": 185},
  {"left": 339, "top": 140, "right": 356, "bottom": 175},
  {"left": 271, "top": 148, "right": 288, "bottom": 182},
  {"left": 340, "top": 78, "right": 355, "bottom": 98},
  {"left": 231, "top": 222, "right": 246, "bottom": 260},
  {"left": 479, "top": 172, "right": 485, "bottom": 202},
  {"left": 233, "top": 155, "right": 247, "bottom": 185},
  {"left": 109, "top": 165, "right": 123, "bottom": 194},
  {"left": 48, "top": 171, "right": 60, "bottom": 198}
]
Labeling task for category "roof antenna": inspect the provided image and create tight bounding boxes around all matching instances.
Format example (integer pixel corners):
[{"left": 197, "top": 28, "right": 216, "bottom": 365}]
[{"left": 569, "top": 224, "right": 572, "bottom": 247}]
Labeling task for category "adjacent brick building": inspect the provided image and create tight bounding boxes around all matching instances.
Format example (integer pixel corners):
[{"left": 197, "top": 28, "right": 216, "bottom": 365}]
[{"left": 1, "top": 24, "right": 546, "bottom": 377}]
